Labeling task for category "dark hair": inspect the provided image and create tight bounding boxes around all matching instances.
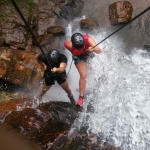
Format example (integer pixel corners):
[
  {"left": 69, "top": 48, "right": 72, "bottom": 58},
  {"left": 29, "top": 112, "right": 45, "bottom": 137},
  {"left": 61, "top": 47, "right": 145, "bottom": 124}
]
[
  {"left": 71, "top": 33, "right": 85, "bottom": 49},
  {"left": 48, "top": 49, "right": 60, "bottom": 62}
]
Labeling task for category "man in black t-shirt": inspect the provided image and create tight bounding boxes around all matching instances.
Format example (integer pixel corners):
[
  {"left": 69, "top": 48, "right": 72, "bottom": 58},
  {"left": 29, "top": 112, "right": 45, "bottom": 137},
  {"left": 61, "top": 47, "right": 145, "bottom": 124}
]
[{"left": 36, "top": 49, "right": 75, "bottom": 106}]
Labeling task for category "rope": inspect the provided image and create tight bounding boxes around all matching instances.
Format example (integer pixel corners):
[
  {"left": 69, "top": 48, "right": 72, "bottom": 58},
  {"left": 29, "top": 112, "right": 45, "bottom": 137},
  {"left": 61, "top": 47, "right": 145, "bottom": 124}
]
[
  {"left": 10, "top": 0, "right": 52, "bottom": 69},
  {"left": 66, "top": 58, "right": 73, "bottom": 78},
  {"left": 92, "top": 6, "right": 150, "bottom": 49},
  {"left": 10, "top": 0, "right": 150, "bottom": 76}
]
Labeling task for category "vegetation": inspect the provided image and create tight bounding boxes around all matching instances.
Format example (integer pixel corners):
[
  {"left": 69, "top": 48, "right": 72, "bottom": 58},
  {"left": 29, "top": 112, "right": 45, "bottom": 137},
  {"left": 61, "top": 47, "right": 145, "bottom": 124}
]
[
  {"left": 0, "top": 92, "right": 11, "bottom": 101},
  {"left": 0, "top": 0, "right": 35, "bottom": 22}
]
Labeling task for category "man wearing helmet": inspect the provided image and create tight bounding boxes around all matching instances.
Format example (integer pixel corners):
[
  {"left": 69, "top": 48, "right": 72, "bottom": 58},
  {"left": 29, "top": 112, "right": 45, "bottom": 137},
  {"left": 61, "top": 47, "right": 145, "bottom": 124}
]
[
  {"left": 36, "top": 49, "right": 75, "bottom": 106},
  {"left": 64, "top": 33, "right": 101, "bottom": 107}
]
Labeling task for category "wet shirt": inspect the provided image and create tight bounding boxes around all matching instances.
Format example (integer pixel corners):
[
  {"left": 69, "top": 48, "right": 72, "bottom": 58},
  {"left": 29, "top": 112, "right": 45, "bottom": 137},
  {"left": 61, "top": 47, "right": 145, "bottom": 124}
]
[
  {"left": 38, "top": 53, "right": 67, "bottom": 70},
  {"left": 64, "top": 34, "right": 90, "bottom": 56}
]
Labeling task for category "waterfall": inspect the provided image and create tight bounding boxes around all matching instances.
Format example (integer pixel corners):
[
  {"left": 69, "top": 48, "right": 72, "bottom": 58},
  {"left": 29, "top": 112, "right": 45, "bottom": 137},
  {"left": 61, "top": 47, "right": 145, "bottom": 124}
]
[{"left": 64, "top": 10, "right": 150, "bottom": 149}]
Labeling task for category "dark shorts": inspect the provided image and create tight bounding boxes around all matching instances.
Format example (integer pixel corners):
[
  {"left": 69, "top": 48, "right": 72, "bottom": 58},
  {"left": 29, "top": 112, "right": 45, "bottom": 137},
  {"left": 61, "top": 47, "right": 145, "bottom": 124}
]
[
  {"left": 73, "top": 52, "right": 95, "bottom": 65},
  {"left": 44, "top": 71, "right": 66, "bottom": 86}
]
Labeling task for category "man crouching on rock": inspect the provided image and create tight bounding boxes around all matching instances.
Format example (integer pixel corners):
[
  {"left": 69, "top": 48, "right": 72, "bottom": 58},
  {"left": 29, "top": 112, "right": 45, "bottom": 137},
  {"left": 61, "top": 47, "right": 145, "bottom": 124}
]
[{"left": 36, "top": 49, "right": 75, "bottom": 106}]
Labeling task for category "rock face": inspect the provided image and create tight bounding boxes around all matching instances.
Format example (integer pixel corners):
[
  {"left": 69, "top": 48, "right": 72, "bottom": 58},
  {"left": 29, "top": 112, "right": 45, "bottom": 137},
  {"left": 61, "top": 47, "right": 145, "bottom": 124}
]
[
  {"left": 0, "top": 0, "right": 84, "bottom": 49},
  {"left": 109, "top": 1, "right": 133, "bottom": 25},
  {"left": 47, "top": 26, "right": 65, "bottom": 36},
  {"left": 0, "top": 48, "right": 43, "bottom": 90},
  {"left": 80, "top": 18, "right": 99, "bottom": 31},
  {"left": 60, "top": 0, "right": 84, "bottom": 19},
  {"left": 0, "top": 100, "right": 78, "bottom": 150},
  {"left": 0, "top": 98, "right": 121, "bottom": 150},
  {"left": 0, "top": 0, "right": 84, "bottom": 89}
]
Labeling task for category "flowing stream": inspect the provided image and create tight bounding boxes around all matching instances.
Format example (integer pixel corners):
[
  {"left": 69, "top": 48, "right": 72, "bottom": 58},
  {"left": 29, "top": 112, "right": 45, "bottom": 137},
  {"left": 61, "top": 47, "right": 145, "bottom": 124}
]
[{"left": 60, "top": 1, "right": 150, "bottom": 150}]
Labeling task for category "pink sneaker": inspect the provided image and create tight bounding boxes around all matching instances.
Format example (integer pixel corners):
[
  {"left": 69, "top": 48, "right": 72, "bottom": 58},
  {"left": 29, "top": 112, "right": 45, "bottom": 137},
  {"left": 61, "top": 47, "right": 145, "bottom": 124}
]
[{"left": 76, "top": 96, "right": 84, "bottom": 107}]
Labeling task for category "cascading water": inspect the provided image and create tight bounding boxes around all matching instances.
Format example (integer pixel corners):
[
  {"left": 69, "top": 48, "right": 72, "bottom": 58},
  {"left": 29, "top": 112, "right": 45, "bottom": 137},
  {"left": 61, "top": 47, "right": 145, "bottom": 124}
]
[
  {"left": 86, "top": 45, "right": 150, "bottom": 150},
  {"left": 63, "top": 5, "right": 150, "bottom": 150}
]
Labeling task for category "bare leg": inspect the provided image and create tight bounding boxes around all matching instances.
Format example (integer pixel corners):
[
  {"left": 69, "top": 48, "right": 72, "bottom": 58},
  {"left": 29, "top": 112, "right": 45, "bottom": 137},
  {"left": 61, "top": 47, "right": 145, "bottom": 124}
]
[
  {"left": 60, "top": 80, "right": 75, "bottom": 106},
  {"left": 60, "top": 80, "right": 72, "bottom": 96},
  {"left": 38, "top": 83, "right": 51, "bottom": 99},
  {"left": 75, "top": 61, "right": 87, "bottom": 97}
]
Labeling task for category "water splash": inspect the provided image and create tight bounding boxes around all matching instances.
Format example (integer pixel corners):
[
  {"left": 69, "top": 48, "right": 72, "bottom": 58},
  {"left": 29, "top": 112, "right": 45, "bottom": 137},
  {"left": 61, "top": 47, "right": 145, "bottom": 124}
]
[{"left": 85, "top": 39, "right": 150, "bottom": 149}]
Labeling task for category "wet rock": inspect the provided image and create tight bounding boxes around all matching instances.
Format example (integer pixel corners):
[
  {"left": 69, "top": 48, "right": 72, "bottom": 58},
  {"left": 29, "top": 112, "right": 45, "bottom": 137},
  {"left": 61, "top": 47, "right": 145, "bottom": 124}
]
[
  {"left": 47, "top": 26, "right": 65, "bottom": 36},
  {"left": 0, "top": 101, "right": 78, "bottom": 149},
  {"left": 5, "top": 108, "right": 50, "bottom": 133},
  {"left": 0, "top": 96, "right": 122, "bottom": 150},
  {"left": 143, "top": 45, "right": 150, "bottom": 51},
  {"left": 80, "top": 18, "right": 99, "bottom": 31},
  {"left": 4, "top": 27, "right": 27, "bottom": 49},
  {"left": 37, "top": 34, "right": 54, "bottom": 46},
  {"left": 109, "top": 1, "right": 133, "bottom": 25},
  {"left": 0, "top": 4, "right": 29, "bottom": 49},
  {"left": 0, "top": 97, "right": 34, "bottom": 124},
  {"left": 0, "top": 48, "right": 43, "bottom": 90},
  {"left": 48, "top": 128, "right": 122, "bottom": 150},
  {"left": 60, "top": 0, "right": 84, "bottom": 19},
  {"left": 0, "top": 36, "right": 4, "bottom": 46},
  {"left": 0, "top": 0, "right": 68, "bottom": 49}
]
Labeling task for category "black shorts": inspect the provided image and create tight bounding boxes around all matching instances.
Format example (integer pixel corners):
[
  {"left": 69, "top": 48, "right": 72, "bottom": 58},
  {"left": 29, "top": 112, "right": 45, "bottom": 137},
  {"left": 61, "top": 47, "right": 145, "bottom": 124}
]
[
  {"left": 44, "top": 71, "right": 67, "bottom": 86},
  {"left": 73, "top": 52, "right": 95, "bottom": 65}
]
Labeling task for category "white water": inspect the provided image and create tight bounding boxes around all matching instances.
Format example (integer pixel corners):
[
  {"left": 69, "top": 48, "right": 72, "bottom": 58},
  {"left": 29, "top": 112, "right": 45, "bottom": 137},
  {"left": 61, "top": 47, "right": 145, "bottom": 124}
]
[
  {"left": 64, "top": 15, "right": 150, "bottom": 149},
  {"left": 86, "top": 44, "right": 150, "bottom": 149},
  {"left": 41, "top": 1, "right": 150, "bottom": 149}
]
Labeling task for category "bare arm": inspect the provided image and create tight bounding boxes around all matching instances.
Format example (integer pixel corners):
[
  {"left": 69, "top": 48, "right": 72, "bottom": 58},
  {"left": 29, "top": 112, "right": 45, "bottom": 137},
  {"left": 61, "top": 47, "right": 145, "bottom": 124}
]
[
  {"left": 51, "top": 62, "right": 67, "bottom": 73},
  {"left": 87, "top": 37, "right": 102, "bottom": 54},
  {"left": 36, "top": 54, "right": 47, "bottom": 70}
]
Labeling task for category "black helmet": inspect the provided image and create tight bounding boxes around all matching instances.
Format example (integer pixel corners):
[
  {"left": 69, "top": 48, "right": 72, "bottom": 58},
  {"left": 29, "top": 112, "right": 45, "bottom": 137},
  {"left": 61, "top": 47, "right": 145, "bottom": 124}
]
[
  {"left": 48, "top": 49, "right": 60, "bottom": 62},
  {"left": 71, "top": 33, "right": 84, "bottom": 49}
]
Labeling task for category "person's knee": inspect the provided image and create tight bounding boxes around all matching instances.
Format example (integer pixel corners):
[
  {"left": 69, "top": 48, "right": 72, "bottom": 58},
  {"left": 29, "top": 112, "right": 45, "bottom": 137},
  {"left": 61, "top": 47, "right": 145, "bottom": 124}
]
[{"left": 80, "top": 72, "right": 87, "bottom": 80}]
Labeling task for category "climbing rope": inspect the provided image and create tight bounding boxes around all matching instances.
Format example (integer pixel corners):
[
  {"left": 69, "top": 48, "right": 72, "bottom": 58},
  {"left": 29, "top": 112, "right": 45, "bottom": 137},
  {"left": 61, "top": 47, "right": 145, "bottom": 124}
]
[
  {"left": 66, "top": 59, "right": 73, "bottom": 78},
  {"left": 10, "top": 0, "right": 52, "bottom": 69},
  {"left": 66, "top": 6, "right": 150, "bottom": 77},
  {"left": 10, "top": 0, "right": 150, "bottom": 76},
  {"left": 91, "top": 6, "right": 150, "bottom": 49}
]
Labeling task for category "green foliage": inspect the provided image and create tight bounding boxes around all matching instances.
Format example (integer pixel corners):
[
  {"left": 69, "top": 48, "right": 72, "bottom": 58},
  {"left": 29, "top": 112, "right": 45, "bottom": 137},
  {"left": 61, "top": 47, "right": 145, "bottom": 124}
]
[
  {"left": 0, "top": 0, "right": 35, "bottom": 23},
  {"left": 0, "top": 0, "right": 10, "bottom": 4},
  {"left": 27, "top": 0, "right": 35, "bottom": 14},
  {"left": 0, "top": 92, "right": 11, "bottom": 101}
]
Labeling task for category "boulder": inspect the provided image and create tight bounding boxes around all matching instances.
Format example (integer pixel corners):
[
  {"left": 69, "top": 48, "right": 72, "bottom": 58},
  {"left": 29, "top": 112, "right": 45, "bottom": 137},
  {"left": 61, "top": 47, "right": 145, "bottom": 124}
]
[
  {"left": 60, "top": 0, "right": 84, "bottom": 19},
  {"left": 109, "top": 1, "right": 133, "bottom": 25},
  {"left": 80, "top": 18, "right": 99, "bottom": 31},
  {"left": 0, "top": 48, "right": 43, "bottom": 90},
  {"left": 47, "top": 26, "right": 65, "bottom": 36},
  {"left": 0, "top": 100, "right": 77, "bottom": 149}
]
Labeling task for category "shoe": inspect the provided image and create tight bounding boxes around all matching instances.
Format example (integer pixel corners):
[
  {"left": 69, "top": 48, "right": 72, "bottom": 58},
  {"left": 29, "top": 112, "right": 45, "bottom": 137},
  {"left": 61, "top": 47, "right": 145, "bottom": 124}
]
[
  {"left": 68, "top": 95, "right": 76, "bottom": 106},
  {"left": 76, "top": 95, "right": 84, "bottom": 107}
]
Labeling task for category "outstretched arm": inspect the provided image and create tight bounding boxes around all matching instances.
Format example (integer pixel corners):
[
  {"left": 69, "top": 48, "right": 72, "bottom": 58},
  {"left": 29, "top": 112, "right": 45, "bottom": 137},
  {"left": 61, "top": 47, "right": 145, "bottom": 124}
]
[{"left": 87, "top": 37, "right": 102, "bottom": 54}]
